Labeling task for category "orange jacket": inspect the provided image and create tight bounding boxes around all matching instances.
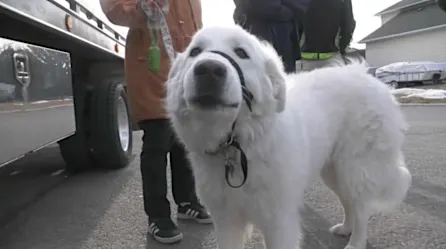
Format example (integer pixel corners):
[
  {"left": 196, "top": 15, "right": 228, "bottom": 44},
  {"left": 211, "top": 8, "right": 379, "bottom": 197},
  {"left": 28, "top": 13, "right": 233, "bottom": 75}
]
[{"left": 100, "top": 0, "right": 202, "bottom": 122}]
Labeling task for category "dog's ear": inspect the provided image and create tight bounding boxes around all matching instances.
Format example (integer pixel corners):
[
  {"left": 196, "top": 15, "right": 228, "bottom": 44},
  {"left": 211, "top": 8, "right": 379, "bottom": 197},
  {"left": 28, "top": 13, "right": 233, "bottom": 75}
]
[
  {"left": 265, "top": 58, "right": 287, "bottom": 113},
  {"left": 168, "top": 52, "right": 185, "bottom": 80},
  {"left": 165, "top": 52, "right": 186, "bottom": 113}
]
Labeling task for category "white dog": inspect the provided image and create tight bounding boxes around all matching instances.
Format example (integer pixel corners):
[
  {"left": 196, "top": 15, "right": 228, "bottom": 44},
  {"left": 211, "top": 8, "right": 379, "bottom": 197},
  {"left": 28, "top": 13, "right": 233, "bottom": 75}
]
[{"left": 165, "top": 25, "right": 412, "bottom": 249}]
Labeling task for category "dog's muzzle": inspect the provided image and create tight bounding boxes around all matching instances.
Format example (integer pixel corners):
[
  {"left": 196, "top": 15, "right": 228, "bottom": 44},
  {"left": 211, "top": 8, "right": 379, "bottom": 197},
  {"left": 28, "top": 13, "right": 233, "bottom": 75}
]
[
  {"left": 192, "top": 59, "right": 227, "bottom": 107},
  {"left": 191, "top": 51, "right": 254, "bottom": 111},
  {"left": 211, "top": 51, "right": 254, "bottom": 111}
]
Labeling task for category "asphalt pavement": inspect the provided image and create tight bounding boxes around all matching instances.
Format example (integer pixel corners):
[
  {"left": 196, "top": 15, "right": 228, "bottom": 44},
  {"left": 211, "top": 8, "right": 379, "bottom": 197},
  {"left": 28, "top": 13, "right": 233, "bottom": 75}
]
[{"left": 0, "top": 105, "right": 445, "bottom": 249}]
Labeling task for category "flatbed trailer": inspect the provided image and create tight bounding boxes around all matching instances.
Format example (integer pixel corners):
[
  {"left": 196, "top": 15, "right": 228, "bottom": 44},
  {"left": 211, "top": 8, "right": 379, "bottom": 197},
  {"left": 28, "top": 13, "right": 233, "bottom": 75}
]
[{"left": 0, "top": 0, "right": 134, "bottom": 171}]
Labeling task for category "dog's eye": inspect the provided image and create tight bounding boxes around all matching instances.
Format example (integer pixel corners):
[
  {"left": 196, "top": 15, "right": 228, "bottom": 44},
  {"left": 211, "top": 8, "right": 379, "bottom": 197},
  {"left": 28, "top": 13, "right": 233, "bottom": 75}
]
[
  {"left": 234, "top": 47, "right": 249, "bottom": 59},
  {"left": 189, "top": 47, "right": 202, "bottom": 57}
]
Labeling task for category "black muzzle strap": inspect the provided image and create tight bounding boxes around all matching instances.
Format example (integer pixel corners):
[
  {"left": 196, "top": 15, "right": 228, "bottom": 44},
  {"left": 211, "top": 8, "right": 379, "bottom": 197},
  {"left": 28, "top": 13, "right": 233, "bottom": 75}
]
[{"left": 210, "top": 50, "right": 254, "bottom": 111}]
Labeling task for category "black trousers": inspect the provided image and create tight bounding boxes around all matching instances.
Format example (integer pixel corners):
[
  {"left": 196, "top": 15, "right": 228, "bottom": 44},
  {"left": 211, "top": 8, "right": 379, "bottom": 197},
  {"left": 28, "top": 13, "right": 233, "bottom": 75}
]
[{"left": 139, "top": 119, "right": 199, "bottom": 219}]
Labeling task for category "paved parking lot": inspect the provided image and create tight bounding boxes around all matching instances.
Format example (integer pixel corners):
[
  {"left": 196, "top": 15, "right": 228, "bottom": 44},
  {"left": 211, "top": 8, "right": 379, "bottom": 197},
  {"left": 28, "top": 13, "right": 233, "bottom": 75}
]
[{"left": 0, "top": 105, "right": 445, "bottom": 249}]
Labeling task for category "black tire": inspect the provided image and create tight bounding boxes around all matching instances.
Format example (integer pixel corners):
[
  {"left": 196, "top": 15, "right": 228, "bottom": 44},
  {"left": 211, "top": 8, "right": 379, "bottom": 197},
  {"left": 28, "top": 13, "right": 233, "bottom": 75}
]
[
  {"left": 389, "top": 81, "right": 399, "bottom": 89},
  {"left": 58, "top": 76, "right": 93, "bottom": 173},
  {"left": 89, "top": 80, "right": 133, "bottom": 169},
  {"left": 433, "top": 74, "right": 441, "bottom": 85},
  {"left": 58, "top": 133, "right": 92, "bottom": 173}
]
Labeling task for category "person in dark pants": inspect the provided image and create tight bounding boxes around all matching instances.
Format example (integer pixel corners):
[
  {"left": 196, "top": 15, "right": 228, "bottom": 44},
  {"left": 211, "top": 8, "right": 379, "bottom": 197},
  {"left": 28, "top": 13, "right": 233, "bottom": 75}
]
[
  {"left": 100, "top": 0, "right": 211, "bottom": 245},
  {"left": 233, "top": 0, "right": 310, "bottom": 73},
  {"left": 139, "top": 119, "right": 207, "bottom": 221}
]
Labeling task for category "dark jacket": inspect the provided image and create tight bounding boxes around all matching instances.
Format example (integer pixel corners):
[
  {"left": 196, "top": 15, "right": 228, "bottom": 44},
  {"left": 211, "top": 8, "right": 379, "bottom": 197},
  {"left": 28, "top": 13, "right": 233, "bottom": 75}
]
[
  {"left": 300, "top": 0, "right": 355, "bottom": 56},
  {"left": 233, "top": 0, "right": 310, "bottom": 73}
]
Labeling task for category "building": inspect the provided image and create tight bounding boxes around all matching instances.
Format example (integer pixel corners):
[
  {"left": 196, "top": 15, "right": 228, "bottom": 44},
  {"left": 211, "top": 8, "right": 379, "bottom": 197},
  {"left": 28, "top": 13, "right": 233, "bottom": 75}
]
[{"left": 360, "top": 0, "right": 446, "bottom": 67}]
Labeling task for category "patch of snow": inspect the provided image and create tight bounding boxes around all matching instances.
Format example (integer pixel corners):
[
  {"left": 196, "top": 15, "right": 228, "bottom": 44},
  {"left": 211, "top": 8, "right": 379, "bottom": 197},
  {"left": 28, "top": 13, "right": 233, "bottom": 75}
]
[
  {"left": 32, "top": 101, "right": 50, "bottom": 104},
  {"left": 392, "top": 88, "right": 426, "bottom": 97},
  {"left": 406, "top": 89, "right": 446, "bottom": 99},
  {"left": 393, "top": 88, "right": 446, "bottom": 100}
]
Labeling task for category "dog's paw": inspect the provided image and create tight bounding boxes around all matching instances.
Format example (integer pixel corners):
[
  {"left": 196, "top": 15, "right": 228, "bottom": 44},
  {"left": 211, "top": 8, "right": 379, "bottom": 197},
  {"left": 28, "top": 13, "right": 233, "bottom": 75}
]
[{"left": 329, "top": 223, "right": 352, "bottom": 237}]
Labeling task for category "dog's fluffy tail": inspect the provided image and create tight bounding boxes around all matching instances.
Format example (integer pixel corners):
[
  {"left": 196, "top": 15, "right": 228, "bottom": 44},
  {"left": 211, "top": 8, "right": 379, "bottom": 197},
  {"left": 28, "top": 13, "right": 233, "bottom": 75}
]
[
  {"left": 343, "top": 54, "right": 369, "bottom": 67},
  {"left": 342, "top": 47, "right": 369, "bottom": 66},
  {"left": 342, "top": 58, "right": 370, "bottom": 75}
]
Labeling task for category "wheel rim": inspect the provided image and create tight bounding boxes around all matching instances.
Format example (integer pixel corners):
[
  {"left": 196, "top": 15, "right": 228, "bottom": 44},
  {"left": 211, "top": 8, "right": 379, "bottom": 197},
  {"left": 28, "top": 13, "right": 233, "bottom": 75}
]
[
  {"left": 390, "top": 81, "right": 398, "bottom": 89},
  {"left": 117, "top": 96, "right": 130, "bottom": 152}
]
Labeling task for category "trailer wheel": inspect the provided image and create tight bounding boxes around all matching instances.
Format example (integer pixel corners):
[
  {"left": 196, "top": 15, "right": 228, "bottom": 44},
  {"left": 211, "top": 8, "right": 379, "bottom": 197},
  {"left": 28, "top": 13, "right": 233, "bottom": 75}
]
[
  {"left": 389, "top": 81, "right": 399, "bottom": 89},
  {"left": 89, "top": 81, "right": 133, "bottom": 169},
  {"left": 58, "top": 133, "right": 92, "bottom": 173},
  {"left": 432, "top": 74, "right": 441, "bottom": 84},
  {"left": 58, "top": 77, "right": 93, "bottom": 173}
]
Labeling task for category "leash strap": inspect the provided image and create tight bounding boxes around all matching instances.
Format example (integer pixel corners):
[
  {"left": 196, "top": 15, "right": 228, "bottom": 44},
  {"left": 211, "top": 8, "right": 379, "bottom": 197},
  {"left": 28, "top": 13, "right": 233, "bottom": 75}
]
[
  {"left": 224, "top": 138, "right": 249, "bottom": 188},
  {"left": 139, "top": 0, "right": 176, "bottom": 62}
]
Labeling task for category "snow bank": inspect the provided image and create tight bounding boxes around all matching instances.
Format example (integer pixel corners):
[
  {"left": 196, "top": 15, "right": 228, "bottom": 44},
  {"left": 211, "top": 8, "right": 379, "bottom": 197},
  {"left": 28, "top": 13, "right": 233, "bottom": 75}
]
[
  {"left": 392, "top": 88, "right": 446, "bottom": 100},
  {"left": 392, "top": 88, "right": 426, "bottom": 97}
]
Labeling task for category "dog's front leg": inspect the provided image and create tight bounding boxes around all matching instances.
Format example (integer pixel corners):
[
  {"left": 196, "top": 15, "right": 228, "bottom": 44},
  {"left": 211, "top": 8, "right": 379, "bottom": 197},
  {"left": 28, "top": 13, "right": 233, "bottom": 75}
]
[
  {"left": 261, "top": 212, "right": 302, "bottom": 249},
  {"left": 212, "top": 212, "right": 248, "bottom": 249}
]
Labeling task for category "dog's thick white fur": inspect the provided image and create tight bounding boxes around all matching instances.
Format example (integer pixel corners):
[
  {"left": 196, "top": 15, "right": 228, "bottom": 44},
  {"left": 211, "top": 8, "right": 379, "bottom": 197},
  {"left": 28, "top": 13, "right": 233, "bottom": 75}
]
[{"left": 165, "top": 25, "right": 412, "bottom": 249}]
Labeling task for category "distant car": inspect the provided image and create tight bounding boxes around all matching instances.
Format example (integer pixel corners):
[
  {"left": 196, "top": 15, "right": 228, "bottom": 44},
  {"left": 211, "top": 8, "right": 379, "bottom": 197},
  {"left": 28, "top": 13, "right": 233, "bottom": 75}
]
[{"left": 375, "top": 61, "right": 446, "bottom": 88}]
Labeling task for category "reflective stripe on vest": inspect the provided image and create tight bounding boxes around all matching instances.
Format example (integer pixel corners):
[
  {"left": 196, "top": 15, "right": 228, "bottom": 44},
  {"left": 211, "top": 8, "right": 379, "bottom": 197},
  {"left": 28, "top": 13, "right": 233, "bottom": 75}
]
[{"left": 301, "top": 52, "right": 337, "bottom": 60}]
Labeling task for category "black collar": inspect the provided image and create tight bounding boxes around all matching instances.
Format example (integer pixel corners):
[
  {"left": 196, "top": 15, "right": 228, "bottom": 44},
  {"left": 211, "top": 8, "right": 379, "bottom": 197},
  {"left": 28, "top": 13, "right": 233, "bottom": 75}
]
[{"left": 204, "top": 51, "right": 254, "bottom": 188}]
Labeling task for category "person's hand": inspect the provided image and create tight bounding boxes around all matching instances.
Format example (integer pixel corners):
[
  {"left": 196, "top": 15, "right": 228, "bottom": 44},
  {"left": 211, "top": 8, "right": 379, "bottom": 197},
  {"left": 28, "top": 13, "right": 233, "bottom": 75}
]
[
  {"left": 141, "top": 0, "right": 167, "bottom": 9},
  {"left": 138, "top": 0, "right": 168, "bottom": 27}
]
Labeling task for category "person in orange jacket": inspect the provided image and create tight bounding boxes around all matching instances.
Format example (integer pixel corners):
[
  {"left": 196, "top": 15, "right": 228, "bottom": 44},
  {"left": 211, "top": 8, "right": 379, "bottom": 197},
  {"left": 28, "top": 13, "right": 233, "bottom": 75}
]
[{"left": 100, "top": 0, "right": 211, "bottom": 244}]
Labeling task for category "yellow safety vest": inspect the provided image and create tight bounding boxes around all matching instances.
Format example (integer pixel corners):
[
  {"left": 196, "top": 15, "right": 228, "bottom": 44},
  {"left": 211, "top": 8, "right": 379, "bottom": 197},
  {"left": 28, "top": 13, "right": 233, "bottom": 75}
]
[{"left": 301, "top": 52, "right": 337, "bottom": 60}]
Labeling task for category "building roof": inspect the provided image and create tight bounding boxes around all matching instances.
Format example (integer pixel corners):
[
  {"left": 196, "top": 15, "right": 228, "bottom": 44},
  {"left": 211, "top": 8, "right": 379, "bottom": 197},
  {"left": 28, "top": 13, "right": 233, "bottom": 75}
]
[
  {"left": 346, "top": 48, "right": 366, "bottom": 58},
  {"left": 376, "top": 0, "right": 428, "bottom": 16},
  {"left": 360, "top": 3, "right": 446, "bottom": 43}
]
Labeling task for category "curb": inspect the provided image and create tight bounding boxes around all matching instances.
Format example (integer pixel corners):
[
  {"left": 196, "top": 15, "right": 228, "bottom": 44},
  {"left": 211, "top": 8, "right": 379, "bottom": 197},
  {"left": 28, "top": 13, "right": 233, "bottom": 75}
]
[{"left": 399, "top": 103, "right": 446, "bottom": 106}]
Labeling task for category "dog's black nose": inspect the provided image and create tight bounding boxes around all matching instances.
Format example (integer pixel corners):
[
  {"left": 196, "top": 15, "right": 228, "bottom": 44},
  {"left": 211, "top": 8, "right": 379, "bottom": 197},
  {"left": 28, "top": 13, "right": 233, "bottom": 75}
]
[
  {"left": 193, "top": 60, "right": 227, "bottom": 106},
  {"left": 194, "top": 60, "right": 227, "bottom": 82}
]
